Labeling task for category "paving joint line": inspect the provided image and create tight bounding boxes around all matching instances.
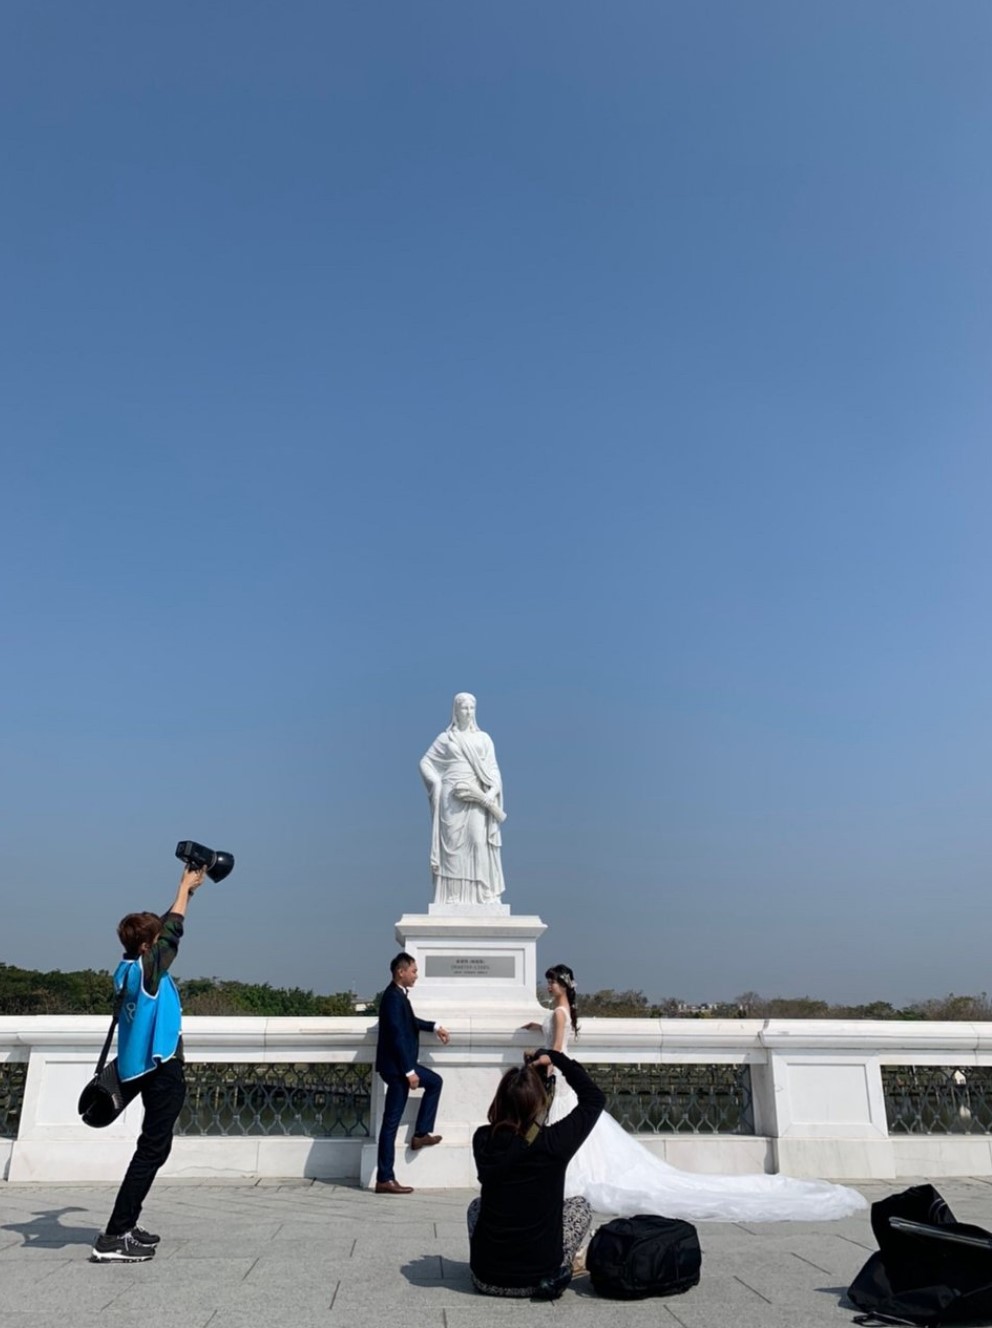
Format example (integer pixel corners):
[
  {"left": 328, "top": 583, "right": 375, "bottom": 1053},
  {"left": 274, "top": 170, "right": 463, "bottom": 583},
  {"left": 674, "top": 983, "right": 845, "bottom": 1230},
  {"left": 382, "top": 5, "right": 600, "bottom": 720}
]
[
  {"left": 836, "top": 1233, "right": 874, "bottom": 1250},
  {"left": 24, "top": 1257, "right": 69, "bottom": 1282},
  {"left": 734, "top": 1274, "right": 774, "bottom": 1304},
  {"left": 792, "top": 1250, "right": 833, "bottom": 1274}
]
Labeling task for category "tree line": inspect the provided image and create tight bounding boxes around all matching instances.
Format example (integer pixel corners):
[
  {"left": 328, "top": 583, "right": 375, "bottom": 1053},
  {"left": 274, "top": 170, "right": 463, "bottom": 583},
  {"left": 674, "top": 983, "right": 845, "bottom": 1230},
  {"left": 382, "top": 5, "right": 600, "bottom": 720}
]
[
  {"left": 2, "top": 962, "right": 989, "bottom": 1021},
  {"left": 0, "top": 962, "right": 355, "bottom": 1017},
  {"left": 578, "top": 988, "right": 992, "bottom": 1021}
]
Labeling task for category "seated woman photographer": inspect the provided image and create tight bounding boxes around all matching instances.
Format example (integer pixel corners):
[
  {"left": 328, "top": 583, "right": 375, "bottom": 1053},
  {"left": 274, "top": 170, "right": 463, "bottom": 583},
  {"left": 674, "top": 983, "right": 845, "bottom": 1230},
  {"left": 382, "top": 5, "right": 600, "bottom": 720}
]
[{"left": 468, "top": 1048, "right": 605, "bottom": 1298}]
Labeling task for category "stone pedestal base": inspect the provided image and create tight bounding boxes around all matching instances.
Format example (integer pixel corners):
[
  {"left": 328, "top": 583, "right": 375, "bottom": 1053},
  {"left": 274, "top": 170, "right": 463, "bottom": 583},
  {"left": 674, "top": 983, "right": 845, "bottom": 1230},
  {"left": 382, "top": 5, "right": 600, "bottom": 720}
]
[
  {"left": 359, "top": 908, "right": 550, "bottom": 1188},
  {"left": 394, "top": 910, "right": 547, "bottom": 1016}
]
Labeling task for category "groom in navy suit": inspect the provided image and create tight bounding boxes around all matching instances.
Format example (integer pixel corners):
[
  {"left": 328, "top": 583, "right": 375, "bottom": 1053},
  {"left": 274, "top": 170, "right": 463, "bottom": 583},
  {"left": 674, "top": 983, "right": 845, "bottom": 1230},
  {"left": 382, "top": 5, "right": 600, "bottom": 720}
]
[{"left": 374, "top": 952, "right": 449, "bottom": 1194}]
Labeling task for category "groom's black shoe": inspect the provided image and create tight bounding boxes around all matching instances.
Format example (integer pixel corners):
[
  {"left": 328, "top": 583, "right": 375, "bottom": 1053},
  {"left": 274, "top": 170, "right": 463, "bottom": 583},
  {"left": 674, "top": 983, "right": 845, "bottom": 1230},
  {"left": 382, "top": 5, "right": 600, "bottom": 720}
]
[
  {"left": 375, "top": 1179, "right": 414, "bottom": 1194},
  {"left": 411, "top": 1133, "right": 442, "bottom": 1150}
]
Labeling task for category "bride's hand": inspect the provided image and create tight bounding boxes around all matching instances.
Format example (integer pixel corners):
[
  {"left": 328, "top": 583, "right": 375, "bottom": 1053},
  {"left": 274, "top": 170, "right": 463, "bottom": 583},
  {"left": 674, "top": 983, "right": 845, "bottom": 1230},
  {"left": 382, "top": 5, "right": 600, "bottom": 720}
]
[{"left": 520, "top": 1022, "right": 543, "bottom": 1032}]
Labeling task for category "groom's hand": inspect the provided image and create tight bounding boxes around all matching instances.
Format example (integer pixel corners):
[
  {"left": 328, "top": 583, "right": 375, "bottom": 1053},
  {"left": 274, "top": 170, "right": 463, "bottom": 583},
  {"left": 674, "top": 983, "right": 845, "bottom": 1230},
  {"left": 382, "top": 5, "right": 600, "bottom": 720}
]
[
  {"left": 436, "top": 1025, "right": 450, "bottom": 1045},
  {"left": 407, "top": 1071, "right": 420, "bottom": 1089}
]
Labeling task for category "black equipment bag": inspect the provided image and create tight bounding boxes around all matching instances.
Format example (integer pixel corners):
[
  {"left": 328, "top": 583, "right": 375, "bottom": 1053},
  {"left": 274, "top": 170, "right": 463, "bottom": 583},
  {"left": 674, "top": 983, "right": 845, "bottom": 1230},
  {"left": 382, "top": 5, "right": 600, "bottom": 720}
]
[
  {"left": 587, "top": 1215, "right": 701, "bottom": 1300},
  {"left": 847, "top": 1184, "right": 992, "bottom": 1326},
  {"left": 78, "top": 1058, "right": 126, "bottom": 1128},
  {"left": 78, "top": 989, "right": 127, "bottom": 1128}
]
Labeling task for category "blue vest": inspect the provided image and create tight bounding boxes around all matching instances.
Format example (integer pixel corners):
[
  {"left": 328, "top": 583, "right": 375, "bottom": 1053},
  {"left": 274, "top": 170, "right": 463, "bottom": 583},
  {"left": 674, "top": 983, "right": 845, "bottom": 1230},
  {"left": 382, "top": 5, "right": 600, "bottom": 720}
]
[{"left": 114, "top": 958, "right": 183, "bottom": 1081}]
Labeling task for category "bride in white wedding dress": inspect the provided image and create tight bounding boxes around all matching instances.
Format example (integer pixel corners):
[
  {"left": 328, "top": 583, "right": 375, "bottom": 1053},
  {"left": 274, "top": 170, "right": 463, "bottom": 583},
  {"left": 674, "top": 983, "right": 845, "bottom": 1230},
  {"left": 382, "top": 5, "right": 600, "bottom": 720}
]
[{"left": 525, "top": 965, "right": 867, "bottom": 1223}]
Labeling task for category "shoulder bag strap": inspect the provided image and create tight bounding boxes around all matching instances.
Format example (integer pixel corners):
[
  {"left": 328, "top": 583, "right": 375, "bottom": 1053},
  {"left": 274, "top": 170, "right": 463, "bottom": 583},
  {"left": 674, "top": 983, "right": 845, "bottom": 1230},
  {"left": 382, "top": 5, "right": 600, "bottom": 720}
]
[{"left": 95, "top": 983, "right": 126, "bottom": 1074}]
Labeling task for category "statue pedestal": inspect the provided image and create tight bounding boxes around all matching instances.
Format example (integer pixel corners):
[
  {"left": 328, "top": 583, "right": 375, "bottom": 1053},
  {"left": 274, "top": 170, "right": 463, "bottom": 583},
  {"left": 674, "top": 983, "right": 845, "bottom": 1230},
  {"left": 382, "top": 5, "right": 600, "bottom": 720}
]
[
  {"left": 393, "top": 908, "right": 547, "bottom": 1016},
  {"left": 361, "top": 907, "right": 550, "bottom": 1187}
]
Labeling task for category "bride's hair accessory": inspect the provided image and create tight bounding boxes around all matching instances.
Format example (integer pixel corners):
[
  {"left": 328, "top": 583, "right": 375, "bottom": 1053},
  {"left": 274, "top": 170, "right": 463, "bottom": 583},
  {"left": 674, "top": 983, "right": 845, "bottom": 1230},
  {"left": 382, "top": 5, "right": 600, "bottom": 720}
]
[{"left": 545, "top": 964, "right": 575, "bottom": 987}]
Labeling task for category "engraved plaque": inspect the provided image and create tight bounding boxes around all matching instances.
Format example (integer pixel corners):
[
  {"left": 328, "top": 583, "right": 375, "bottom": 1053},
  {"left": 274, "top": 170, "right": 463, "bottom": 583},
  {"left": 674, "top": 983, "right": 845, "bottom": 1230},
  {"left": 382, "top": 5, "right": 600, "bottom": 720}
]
[{"left": 424, "top": 954, "right": 516, "bottom": 979}]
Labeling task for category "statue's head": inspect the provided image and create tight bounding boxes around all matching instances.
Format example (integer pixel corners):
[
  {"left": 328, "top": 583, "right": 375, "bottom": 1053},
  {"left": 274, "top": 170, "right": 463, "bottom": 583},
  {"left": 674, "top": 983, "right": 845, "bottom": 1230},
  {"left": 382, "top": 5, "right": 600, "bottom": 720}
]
[{"left": 450, "top": 692, "right": 478, "bottom": 732}]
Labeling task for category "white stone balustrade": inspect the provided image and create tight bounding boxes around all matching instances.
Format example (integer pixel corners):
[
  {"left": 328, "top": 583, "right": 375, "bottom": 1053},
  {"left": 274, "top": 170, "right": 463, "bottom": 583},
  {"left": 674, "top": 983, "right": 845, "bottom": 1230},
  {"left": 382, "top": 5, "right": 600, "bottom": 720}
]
[{"left": 3, "top": 1016, "right": 992, "bottom": 1185}]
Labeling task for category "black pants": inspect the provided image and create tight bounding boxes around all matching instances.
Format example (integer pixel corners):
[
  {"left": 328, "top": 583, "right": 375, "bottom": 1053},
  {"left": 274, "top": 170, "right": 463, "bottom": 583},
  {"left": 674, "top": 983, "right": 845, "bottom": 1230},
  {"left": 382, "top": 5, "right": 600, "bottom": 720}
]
[
  {"left": 466, "top": 1195, "right": 593, "bottom": 1296},
  {"left": 376, "top": 1065, "right": 443, "bottom": 1183},
  {"left": 106, "top": 1059, "right": 186, "bottom": 1236}
]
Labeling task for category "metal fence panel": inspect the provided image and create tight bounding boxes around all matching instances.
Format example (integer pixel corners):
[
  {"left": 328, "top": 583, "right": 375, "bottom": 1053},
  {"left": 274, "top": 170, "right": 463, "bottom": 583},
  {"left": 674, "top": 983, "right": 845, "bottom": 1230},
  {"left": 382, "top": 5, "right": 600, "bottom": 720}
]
[
  {"left": 0, "top": 1063, "right": 27, "bottom": 1139},
  {"left": 587, "top": 1062, "right": 755, "bottom": 1134},
  {"left": 177, "top": 1063, "right": 372, "bottom": 1137},
  {"left": 884, "top": 1065, "right": 992, "bottom": 1135}
]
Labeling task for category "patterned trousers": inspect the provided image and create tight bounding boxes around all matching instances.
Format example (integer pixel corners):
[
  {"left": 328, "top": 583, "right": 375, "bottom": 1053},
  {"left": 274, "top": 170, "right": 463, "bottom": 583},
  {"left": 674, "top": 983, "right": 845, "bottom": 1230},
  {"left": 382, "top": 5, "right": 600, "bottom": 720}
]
[{"left": 466, "top": 1195, "right": 592, "bottom": 1297}]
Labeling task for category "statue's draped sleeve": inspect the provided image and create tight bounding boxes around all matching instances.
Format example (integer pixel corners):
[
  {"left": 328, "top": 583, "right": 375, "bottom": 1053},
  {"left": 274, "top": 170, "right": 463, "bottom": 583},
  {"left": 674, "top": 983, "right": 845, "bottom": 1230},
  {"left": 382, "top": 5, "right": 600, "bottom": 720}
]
[{"left": 421, "top": 732, "right": 449, "bottom": 877}]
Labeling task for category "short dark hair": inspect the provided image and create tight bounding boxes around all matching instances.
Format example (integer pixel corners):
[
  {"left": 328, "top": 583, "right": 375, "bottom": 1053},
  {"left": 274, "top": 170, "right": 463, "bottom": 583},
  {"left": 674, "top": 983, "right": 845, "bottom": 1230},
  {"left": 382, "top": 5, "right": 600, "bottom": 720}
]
[
  {"left": 117, "top": 912, "right": 162, "bottom": 957},
  {"left": 487, "top": 1064, "right": 549, "bottom": 1137},
  {"left": 390, "top": 951, "right": 416, "bottom": 976}
]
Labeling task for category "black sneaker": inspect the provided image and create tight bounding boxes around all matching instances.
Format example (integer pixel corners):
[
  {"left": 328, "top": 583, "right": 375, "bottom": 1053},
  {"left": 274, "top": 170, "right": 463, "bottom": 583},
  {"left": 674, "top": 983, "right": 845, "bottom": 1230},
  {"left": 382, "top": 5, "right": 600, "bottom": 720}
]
[
  {"left": 131, "top": 1227, "right": 160, "bottom": 1246},
  {"left": 90, "top": 1231, "right": 156, "bottom": 1262}
]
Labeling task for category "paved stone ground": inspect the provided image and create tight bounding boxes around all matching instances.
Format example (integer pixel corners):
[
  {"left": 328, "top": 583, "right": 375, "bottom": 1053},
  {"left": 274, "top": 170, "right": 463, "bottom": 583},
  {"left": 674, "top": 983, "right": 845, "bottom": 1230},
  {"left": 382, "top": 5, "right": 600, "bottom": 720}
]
[{"left": 4, "top": 1177, "right": 992, "bottom": 1328}]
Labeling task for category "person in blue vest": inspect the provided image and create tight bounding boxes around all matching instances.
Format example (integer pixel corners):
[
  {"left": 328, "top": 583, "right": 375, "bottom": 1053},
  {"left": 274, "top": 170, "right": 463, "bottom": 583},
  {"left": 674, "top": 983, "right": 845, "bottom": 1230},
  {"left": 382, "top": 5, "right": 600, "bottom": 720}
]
[
  {"left": 91, "top": 864, "right": 207, "bottom": 1262},
  {"left": 374, "top": 952, "right": 449, "bottom": 1194}
]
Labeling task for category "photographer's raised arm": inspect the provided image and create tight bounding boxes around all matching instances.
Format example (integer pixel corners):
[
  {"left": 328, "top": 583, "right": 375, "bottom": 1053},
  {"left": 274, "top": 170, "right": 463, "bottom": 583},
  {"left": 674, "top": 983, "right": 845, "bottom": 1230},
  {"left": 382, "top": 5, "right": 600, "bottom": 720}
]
[
  {"left": 164, "top": 866, "right": 206, "bottom": 919},
  {"left": 143, "top": 866, "right": 206, "bottom": 993},
  {"left": 539, "top": 1049, "right": 605, "bottom": 1160}
]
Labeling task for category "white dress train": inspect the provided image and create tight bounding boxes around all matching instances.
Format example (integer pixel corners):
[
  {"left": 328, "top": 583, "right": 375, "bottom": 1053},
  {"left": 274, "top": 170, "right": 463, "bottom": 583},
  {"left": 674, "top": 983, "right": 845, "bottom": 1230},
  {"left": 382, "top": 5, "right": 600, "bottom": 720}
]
[{"left": 543, "top": 1015, "right": 867, "bottom": 1223}]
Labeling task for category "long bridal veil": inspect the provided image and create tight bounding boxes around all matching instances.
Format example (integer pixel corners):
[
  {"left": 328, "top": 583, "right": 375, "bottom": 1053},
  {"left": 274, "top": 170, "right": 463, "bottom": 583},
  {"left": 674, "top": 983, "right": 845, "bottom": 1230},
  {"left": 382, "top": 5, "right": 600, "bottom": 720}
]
[{"left": 544, "top": 1017, "right": 866, "bottom": 1223}]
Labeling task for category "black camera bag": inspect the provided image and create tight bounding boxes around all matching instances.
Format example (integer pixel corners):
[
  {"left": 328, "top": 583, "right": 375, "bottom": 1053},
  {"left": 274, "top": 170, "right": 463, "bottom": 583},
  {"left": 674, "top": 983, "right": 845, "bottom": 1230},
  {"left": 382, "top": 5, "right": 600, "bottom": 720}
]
[
  {"left": 78, "top": 1058, "right": 126, "bottom": 1128},
  {"left": 78, "top": 989, "right": 127, "bottom": 1128},
  {"left": 848, "top": 1184, "right": 992, "bottom": 1326},
  {"left": 587, "top": 1215, "right": 701, "bottom": 1300}
]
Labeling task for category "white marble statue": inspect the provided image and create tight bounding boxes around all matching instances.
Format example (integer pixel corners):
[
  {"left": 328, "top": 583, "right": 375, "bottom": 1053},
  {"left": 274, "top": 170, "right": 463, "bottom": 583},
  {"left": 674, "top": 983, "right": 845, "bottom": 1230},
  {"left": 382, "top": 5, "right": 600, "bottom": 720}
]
[{"left": 419, "top": 693, "right": 506, "bottom": 906}]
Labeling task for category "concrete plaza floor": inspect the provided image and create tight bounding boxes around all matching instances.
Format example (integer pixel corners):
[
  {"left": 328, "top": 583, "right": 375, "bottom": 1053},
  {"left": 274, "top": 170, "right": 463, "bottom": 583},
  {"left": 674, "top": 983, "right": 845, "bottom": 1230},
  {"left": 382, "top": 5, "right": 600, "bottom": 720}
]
[{"left": 4, "top": 1176, "right": 992, "bottom": 1328}]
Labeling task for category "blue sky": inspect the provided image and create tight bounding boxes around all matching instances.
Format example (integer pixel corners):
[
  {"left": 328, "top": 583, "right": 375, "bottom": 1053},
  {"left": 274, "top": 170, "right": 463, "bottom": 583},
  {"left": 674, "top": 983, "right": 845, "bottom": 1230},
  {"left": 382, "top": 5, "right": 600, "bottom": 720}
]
[{"left": 2, "top": 2, "right": 991, "bottom": 1006}]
